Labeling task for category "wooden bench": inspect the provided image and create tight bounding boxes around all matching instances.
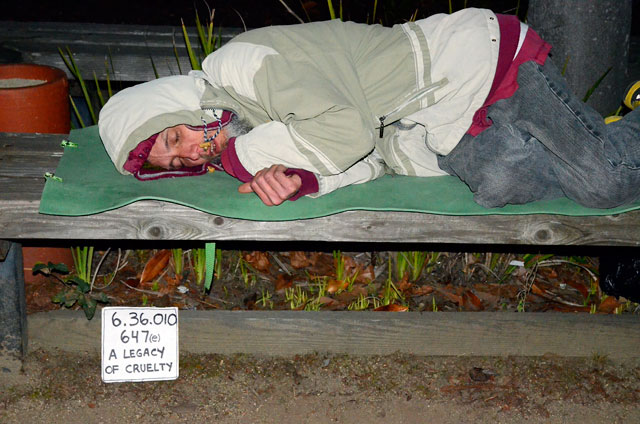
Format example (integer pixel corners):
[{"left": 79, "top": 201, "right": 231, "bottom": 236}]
[{"left": 1, "top": 22, "right": 639, "bottom": 371}]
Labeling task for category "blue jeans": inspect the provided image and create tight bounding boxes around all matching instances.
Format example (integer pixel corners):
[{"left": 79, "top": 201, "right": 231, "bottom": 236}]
[{"left": 438, "top": 59, "right": 640, "bottom": 208}]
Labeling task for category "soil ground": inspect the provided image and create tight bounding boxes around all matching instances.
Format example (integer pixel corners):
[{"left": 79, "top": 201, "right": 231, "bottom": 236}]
[
  {"left": 13, "top": 250, "right": 639, "bottom": 421},
  {"left": 1, "top": 349, "right": 639, "bottom": 423}
]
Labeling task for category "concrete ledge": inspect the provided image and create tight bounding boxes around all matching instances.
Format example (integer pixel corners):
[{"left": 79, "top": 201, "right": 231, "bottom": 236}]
[{"left": 28, "top": 310, "right": 640, "bottom": 358}]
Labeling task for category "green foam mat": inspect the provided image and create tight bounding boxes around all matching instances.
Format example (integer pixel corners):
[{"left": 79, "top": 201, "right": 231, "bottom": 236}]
[{"left": 39, "top": 126, "right": 640, "bottom": 221}]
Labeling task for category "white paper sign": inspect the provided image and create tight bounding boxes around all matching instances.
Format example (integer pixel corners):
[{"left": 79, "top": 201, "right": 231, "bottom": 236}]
[{"left": 101, "top": 307, "right": 179, "bottom": 383}]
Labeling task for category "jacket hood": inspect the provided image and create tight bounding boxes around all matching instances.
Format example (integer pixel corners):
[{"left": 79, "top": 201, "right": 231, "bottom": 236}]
[{"left": 98, "top": 74, "right": 226, "bottom": 176}]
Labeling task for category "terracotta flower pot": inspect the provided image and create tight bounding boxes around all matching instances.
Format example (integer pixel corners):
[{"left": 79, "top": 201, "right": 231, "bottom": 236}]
[
  {"left": 0, "top": 63, "right": 70, "bottom": 133},
  {"left": 0, "top": 64, "right": 73, "bottom": 282},
  {"left": 22, "top": 246, "right": 75, "bottom": 284}
]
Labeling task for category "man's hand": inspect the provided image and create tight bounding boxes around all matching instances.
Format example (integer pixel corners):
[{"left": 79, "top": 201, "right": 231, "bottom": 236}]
[{"left": 238, "top": 164, "right": 302, "bottom": 206}]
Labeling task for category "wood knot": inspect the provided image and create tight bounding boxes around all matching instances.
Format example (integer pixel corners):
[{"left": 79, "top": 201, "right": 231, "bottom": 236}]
[
  {"left": 535, "top": 229, "right": 550, "bottom": 241},
  {"left": 214, "top": 217, "right": 224, "bottom": 226},
  {"left": 148, "top": 226, "right": 163, "bottom": 238}
]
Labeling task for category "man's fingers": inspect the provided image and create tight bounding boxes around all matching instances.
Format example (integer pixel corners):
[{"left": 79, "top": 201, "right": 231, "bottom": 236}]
[
  {"left": 237, "top": 165, "right": 302, "bottom": 206},
  {"left": 238, "top": 182, "right": 254, "bottom": 193}
]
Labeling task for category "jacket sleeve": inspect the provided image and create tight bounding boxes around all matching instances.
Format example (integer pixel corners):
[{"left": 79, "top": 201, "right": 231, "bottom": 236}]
[
  {"left": 201, "top": 42, "right": 376, "bottom": 177},
  {"left": 310, "top": 149, "right": 387, "bottom": 197}
]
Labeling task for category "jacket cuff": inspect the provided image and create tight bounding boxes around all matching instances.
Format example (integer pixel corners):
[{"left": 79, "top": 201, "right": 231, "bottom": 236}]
[
  {"left": 284, "top": 168, "right": 319, "bottom": 201},
  {"left": 221, "top": 138, "right": 253, "bottom": 183}
]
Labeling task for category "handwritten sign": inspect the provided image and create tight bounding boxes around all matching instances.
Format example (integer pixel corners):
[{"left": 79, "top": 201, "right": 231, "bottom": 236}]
[{"left": 101, "top": 307, "right": 179, "bottom": 383}]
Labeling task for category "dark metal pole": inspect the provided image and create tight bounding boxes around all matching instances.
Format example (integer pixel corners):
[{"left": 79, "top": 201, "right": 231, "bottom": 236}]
[{"left": 0, "top": 241, "right": 27, "bottom": 372}]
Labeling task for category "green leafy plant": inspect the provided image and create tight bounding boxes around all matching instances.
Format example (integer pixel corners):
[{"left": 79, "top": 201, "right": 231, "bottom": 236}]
[
  {"left": 257, "top": 289, "right": 274, "bottom": 309},
  {"left": 284, "top": 285, "right": 308, "bottom": 309},
  {"left": 192, "top": 248, "right": 206, "bottom": 285},
  {"left": 71, "top": 246, "right": 93, "bottom": 284},
  {"left": 172, "top": 248, "right": 184, "bottom": 277},
  {"left": 348, "top": 293, "right": 381, "bottom": 311},
  {"left": 381, "top": 259, "right": 404, "bottom": 306},
  {"left": 33, "top": 262, "right": 108, "bottom": 320},
  {"left": 181, "top": 8, "right": 221, "bottom": 71},
  {"left": 214, "top": 248, "right": 223, "bottom": 280}
]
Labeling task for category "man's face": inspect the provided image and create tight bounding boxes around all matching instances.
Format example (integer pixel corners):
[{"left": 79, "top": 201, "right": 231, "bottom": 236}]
[{"left": 147, "top": 124, "right": 229, "bottom": 170}]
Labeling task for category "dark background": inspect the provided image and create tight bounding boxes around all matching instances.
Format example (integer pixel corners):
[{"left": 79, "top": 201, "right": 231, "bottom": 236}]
[{"left": 5, "top": 0, "right": 530, "bottom": 27}]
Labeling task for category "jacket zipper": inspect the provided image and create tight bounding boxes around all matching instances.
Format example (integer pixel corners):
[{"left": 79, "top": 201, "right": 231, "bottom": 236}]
[{"left": 378, "top": 78, "right": 447, "bottom": 138}]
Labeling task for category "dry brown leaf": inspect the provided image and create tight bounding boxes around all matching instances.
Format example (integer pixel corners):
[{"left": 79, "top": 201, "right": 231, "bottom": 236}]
[
  {"left": 289, "top": 251, "right": 311, "bottom": 268},
  {"left": 327, "top": 279, "right": 348, "bottom": 294},
  {"left": 316, "top": 296, "right": 346, "bottom": 310},
  {"left": 597, "top": 296, "right": 621, "bottom": 314},
  {"left": 564, "top": 279, "right": 589, "bottom": 299},
  {"left": 437, "top": 285, "right": 463, "bottom": 305},
  {"left": 124, "top": 277, "right": 140, "bottom": 288},
  {"left": 462, "top": 290, "right": 484, "bottom": 311},
  {"left": 308, "top": 252, "right": 335, "bottom": 275},
  {"left": 244, "top": 251, "right": 271, "bottom": 272},
  {"left": 411, "top": 285, "right": 435, "bottom": 296},
  {"left": 356, "top": 265, "right": 375, "bottom": 283},
  {"left": 274, "top": 274, "right": 294, "bottom": 292},
  {"left": 163, "top": 275, "right": 181, "bottom": 287},
  {"left": 334, "top": 285, "right": 368, "bottom": 304},
  {"left": 396, "top": 273, "right": 412, "bottom": 293},
  {"left": 530, "top": 283, "right": 547, "bottom": 296},
  {"left": 140, "top": 250, "right": 171, "bottom": 285},
  {"left": 374, "top": 303, "right": 408, "bottom": 312},
  {"left": 539, "top": 268, "right": 558, "bottom": 279}
]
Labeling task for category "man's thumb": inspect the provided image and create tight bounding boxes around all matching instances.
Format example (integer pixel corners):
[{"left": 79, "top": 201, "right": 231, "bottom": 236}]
[{"left": 238, "top": 182, "right": 254, "bottom": 194}]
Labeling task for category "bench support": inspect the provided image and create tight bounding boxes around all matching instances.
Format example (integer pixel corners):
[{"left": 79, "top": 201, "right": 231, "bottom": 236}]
[{"left": 0, "top": 241, "right": 27, "bottom": 374}]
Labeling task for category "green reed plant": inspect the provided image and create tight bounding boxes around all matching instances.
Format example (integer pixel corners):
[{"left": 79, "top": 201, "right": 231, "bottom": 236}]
[
  {"left": 181, "top": 9, "right": 221, "bottom": 71},
  {"left": 192, "top": 248, "right": 206, "bottom": 285},
  {"left": 172, "top": 248, "right": 184, "bottom": 277},
  {"left": 71, "top": 246, "right": 93, "bottom": 283}
]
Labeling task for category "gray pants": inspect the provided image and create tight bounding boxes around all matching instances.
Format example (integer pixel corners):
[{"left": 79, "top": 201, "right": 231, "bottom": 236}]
[{"left": 438, "top": 59, "right": 640, "bottom": 208}]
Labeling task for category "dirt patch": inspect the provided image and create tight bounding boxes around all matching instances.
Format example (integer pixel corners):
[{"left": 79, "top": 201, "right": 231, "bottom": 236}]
[
  {"left": 0, "top": 78, "right": 46, "bottom": 88},
  {"left": 1, "top": 349, "right": 639, "bottom": 423}
]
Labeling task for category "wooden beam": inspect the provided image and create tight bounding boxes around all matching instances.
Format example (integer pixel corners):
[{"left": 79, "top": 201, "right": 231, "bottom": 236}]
[
  {"left": 2, "top": 132, "right": 640, "bottom": 245},
  {"left": 0, "top": 21, "right": 243, "bottom": 81},
  {"left": 1, "top": 200, "right": 639, "bottom": 246},
  {"left": 28, "top": 310, "right": 640, "bottom": 358}
]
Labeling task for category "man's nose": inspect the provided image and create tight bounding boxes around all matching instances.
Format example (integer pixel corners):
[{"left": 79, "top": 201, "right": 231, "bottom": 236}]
[{"left": 184, "top": 142, "right": 202, "bottom": 160}]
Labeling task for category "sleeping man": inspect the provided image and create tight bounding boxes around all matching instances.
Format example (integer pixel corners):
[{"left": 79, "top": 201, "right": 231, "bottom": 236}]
[{"left": 98, "top": 8, "right": 640, "bottom": 208}]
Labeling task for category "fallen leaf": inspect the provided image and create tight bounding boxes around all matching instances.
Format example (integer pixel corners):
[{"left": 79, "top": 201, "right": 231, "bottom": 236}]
[
  {"left": 597, "top": 296, "right": 621, "bottom": 314},
  {"left": 140, "top": 250, "right": 171, "bottom": 285},
  {"left": 539, "top": 268, "right": 558, "bottom": 279},
  {"left": 530, "top": 283, "right": 547, "bottom": 296},
  {"left": 316, "top": 296, "right": 346, "bottom": 310},
  {"left": 124, "top": 278, "right": 140, "bottom": 288},
  {"left": 289, "top": 251, "right": 311, "bottom": 269},
  {"left": 356, "top": 265, "right": 375, "bottom": 283},
  {"left": 469, "top": 367, "right": 494, "bottom": 382},
  {"left": 274, "top": 274, "right": 294, "bottom": 292},
  {"left": 244, "top": 251, "right": 271, "bottom": 272},
  {"left": 335, "top": 285, "right": 368, "bottom": 303},
  {"left": 437, "top": 285, "right": 463, "bottom": 306},
  {"left": 564, "top": 279, "right": 589, "bottom": 299},
  {"left": 462, "top": 290, "right": 484, "bottom": 311},
  {"left": 163, "top": 275, "right": 181, "bottom": 287},
  {"left": 374, "top": 303, "right": 408, "bottom": 312},
  {"left": 327, "top": 279, "right": 348, "bottom": 294},
  {"left": 307, "top": 252, "right": 335, "bottom": 275},
  {"left": 243, "top": 292, "right": 258, "bottom": 310},
  {"left": 411, "top": 285, "right": 434, "bottom": 296},
  {"left": 396, "top": 273, "right": 412, "bottom": 293}
]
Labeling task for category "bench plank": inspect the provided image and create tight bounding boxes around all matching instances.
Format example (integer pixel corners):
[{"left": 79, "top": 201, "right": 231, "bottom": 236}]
[
  {"left": 0, "top": 21, "right": 242, "bottom": 81},
  {"left": 1, "top": 132, "right": 639, "bottom": 245}
]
